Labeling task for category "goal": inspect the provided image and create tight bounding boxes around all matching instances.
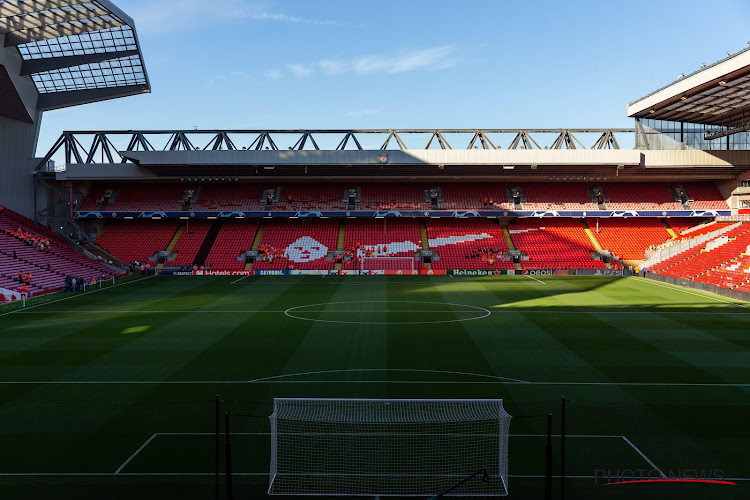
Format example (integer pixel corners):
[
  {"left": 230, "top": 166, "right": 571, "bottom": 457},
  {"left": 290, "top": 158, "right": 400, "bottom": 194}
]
[
  {"left": 268, "top": 398, "right": 512, "bottom": 497},
  {"left": 359, "top": 256, "right": 415, "bottom": 273}
]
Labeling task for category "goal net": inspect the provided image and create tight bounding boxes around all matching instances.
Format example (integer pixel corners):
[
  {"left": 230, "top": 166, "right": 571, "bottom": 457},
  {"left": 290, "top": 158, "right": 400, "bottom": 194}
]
[
  {"left": 268, "top": 398, "right": 512, "bottom": 497},
  {"left": 359, "top": 256, "right": 415, "bottom": 273}
]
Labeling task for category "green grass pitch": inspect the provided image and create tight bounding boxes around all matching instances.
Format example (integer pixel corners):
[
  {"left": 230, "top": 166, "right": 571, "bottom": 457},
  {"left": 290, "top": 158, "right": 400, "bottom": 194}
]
[{"left": 1, "top": 274, "right": 749, "bottom": 499}]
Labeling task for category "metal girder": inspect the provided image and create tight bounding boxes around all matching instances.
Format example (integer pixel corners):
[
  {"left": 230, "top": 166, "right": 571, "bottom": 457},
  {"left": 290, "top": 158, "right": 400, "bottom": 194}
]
[
  {"left": 4, "top": 17, "right": 126, "bottom": 46},
  {"left": 425, "top": 131, "right": 452, "bottom": 149},
  {"left": 550, "top": 131, "right": 585, "bottom": 149},
  {"left": 508, "top": 131, "right": 541, "bottom": 149},
  {"left": 249, "top": 132, "right": 278, "bottom": 151},
  {"left": 467, "top": 131, "right": 497, "bottom": 150},
  {"left": 204, "top": 131, "right": 237, "bottom": 151},
  {"left": 38, "top": 129, "right": 634, "bottom": 164},
  {"left": 1, "top": 5, "right": 111, "bottom": 33},
  {"left": 167, "top": 132, "right": 195, "bottom": 151},
  {"left": 336, "top": 132, "right": 362, "bottom": 150},
  {"left": 380, "top": 131, "right": 406, "bottom": 150},
  {"left": 20, "top": 49, "right": 138, "bottom": 75},
  {"left": 36, "top": 84, "right": 150, "bottom": 111},
  {"left": 292, "top": 132, "right": 319, "bottom": 150},
  {"left": 592, "top": 130, "right": 620, "bottom": 149},
  {"left": 0, "top": 0, "right": 90, "bottom": 17}
]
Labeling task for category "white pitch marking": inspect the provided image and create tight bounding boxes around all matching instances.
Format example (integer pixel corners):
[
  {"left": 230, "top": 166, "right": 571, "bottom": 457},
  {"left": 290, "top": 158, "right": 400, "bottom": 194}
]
[
  {"left": 0, "top": 275, "right": 155, "bottom": 318},
  {"left": 525, "top": 274, "right": 547, "bottom": 285},
  {"left": 229, "top": 275, "right": 251, "bottom": 284},
  {"left": 284, "top": 300, "right": 491, "bottom": 325},
  {"left": 0, "top": 380, "right": 748, "bottom": 387},
  {"left": 246, "top": 368, "right": 528, "bottom": 384},
  {"left": 628, "top": 277, "right": 750, "bottom": 309},
  {"left": 0, "top": 472, "right": 745, "bottom": 480},
  {"left": 115, "top": 433, "right": 157, "bottom": 474},
  {"left": 621, "top": 435, "right": 667, "bottom": 478}
]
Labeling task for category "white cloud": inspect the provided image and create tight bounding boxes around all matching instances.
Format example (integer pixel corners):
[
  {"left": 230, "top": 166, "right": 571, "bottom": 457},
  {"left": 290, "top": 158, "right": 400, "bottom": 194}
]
[
  {"left": 344, "top": 108, "right": 380, "bottom": 117},
  {"left": 287, "top": 64, "right": 313, "bottom": 78},
  {"left": 264, "top": 69, "right": 282, "bottom": 80},
  {"left": 272, "top": 46, "right": 457, "bottom": 80},
  {"left": 322, "top": 45, "right": 457, "bottom": 76},
  {"left": 128, "top": 0, "right": 335, "bottom": 34}
]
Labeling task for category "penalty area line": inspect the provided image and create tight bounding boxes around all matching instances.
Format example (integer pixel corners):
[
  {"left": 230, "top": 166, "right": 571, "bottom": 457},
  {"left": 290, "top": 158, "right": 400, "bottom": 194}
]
[
  {"left": 115, "top": 433, "right": 157, "bottom": 474},
  {"left": 525, "top": 274, "right": 546, "bottom": 285}
]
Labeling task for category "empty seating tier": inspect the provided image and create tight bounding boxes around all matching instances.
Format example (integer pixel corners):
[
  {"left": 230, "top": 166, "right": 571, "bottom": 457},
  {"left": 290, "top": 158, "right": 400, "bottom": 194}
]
[
  {"left": 204, "top": 220, "right": 260, "bottom": 270},
  {"left": 77, "top": 182, "right": 730, "bottom": 213},
  {"left": 509, "top": 218, "right": 604, "bottom": 270},
  {"left": 586, "top": 218, "right": 672, "bottom": 261},
  {"left": 426, "top": 219, "right": 513, "bottom": 270},
  {"left": 96, "top": 220, "right": 180, "bottom": 264}
]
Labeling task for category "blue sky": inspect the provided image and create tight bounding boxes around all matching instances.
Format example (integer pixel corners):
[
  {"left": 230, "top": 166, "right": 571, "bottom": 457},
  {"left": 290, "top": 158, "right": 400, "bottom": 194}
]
[{"left": 37, "top": 0, "right": 750, "bottom": 154}]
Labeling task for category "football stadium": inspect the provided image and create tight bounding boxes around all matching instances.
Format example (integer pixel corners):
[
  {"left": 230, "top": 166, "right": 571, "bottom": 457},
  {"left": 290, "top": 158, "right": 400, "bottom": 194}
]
[{"left": 2, "top": 1, "right": 750, "bottom": 499}]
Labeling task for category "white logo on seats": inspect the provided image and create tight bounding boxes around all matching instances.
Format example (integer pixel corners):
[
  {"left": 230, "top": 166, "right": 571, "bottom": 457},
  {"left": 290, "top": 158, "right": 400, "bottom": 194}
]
[{"left": 285, "top": 236, "right": 328, "bottom": 262}]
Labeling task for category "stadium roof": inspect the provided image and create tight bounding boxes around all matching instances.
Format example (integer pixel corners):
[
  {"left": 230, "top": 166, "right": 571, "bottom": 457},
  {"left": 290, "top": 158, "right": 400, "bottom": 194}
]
[
  {"left": 627, "top": 47, "right": 750, "bottom": 129},
  {"left": 0, "top": 0, "right": 150, "bottom": 111}
]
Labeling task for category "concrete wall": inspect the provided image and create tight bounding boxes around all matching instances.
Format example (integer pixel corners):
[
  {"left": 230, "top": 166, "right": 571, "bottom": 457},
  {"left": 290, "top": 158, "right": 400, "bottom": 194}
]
[
  {"left": 0, "top": 36, "right": 42, "bottom": 220},
  {"left": 0, "top": 115, "right": 42, "bottom": 219}
]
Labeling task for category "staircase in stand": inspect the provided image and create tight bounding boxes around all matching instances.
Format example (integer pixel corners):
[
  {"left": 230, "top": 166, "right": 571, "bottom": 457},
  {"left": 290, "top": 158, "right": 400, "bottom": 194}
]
[
  {"left": 501, "top": 225, "right": 523, "bottom": 271},
  {"left": 419, "top": 219, "right": 431, "bottom": 270},
  {"left": 579, "top": 219, "right": 603, "bottom": 251},
  {"left": 193, "top": 220, "right": 223, "bottom": 267},
  {"left": 335, "top": 219, "right": 346, "bottom": 271},
  {"left": 245, "top": 221, "right": 266, "bottom": 271},
  {"left": 660, "top": 219, "right": 678, "bottom": 239}
]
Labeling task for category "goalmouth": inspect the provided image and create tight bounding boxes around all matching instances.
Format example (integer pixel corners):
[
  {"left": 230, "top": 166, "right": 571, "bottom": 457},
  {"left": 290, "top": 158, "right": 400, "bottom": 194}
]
[
  {"left": 359, "top": 257, "right": 416, "bottom": 273},
  {"left": 269, "top": 398, "right": 512, "bottom": 497}
]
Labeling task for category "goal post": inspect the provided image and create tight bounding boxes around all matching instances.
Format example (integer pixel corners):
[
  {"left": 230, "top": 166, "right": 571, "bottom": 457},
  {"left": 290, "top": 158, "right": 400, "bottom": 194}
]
[
  {"left": 359, "top": 256, "right": 416, "bottom": 273},
  {"left": 268, "top": 398, "right": 512, "bottom": 497}
]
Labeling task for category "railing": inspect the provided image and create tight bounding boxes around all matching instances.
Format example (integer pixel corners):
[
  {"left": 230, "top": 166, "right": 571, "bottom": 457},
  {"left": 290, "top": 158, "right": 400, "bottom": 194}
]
[{"left": 642, "top": 222, "right": 742, "bottom": 269}]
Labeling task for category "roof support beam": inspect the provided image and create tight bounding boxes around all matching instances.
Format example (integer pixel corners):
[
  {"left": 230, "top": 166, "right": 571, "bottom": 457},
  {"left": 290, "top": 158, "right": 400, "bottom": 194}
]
[
  {"left": 4, "top": 18, "right": 126, "bottom": 46},
  {"left": 1, "top": 5, "right": 111, "bottom": 33},
  {"left": 0, "top": 0, "right": 89, "bottom": 18},
  {"left": 36, "top": 83, "right": 149, "bottom": 111},
  {"left": 20, "top": 49, "right": 138, "bottom": 75}
]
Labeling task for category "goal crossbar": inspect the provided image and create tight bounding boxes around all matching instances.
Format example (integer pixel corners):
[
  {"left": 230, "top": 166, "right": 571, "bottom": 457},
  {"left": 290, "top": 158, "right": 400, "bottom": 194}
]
[
  {"left": 359, "top": 256, "right": 415, "bottom": 272},
  {"left": 269, "top": 398, "right": 511, "bottom": 497}
]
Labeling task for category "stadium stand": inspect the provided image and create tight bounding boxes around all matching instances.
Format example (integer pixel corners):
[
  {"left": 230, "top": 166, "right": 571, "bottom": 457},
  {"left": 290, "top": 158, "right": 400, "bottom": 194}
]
[
  {"left": 358, "top": 184, "right": 430, "bottom": 211},
  {"left": 439, "top": 183, "right": 512, "bottom": 210},
  {"left": 194, "top": 184, "right": 265, "bottom": 211},
  {"left": 0, "top": 208, "right": 113, "bottom": 294},
  {"left": 521, "top": 183, "right": 597, "bottom": 211},
  {"left": 252, "top": 219, "right": 338, "bottom": 270},
  {"left": 79, "top": 184, "right": 186, "bottom": 212},
  {"left": 650, "top": 224, "right": 750, "bottom": 283},
  {"left": 75, "top": 181, "right": 730, "bottom": 213},
  {"left": 95, "top": 220, "right": 181, "bottom": 265},
  {"left": 601, "top": 183, "right": 680, "bottom": 210},
  {"left": 509, "top": 218, "right": 605, "bottom": 269},
  {"left": 586, "top": 218, "right": 672, "bottom": 261},
  {"left": 204, "top": 220, "right": 260, "bottom": 270},
  {"left": 426, "top": 219, "right": 514, "bottom": 270}
]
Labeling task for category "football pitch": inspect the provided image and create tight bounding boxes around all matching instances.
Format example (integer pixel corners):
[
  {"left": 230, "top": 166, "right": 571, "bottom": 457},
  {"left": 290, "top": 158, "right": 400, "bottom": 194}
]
[{"left": 1, "top": 274, "right": 749, "bottom": 499}]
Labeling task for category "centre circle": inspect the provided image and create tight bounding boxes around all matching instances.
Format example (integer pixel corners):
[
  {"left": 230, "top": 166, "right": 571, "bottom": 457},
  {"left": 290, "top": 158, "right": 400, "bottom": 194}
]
[{"left": 284, "top": 301, "right": 491, "bottom": 325}]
